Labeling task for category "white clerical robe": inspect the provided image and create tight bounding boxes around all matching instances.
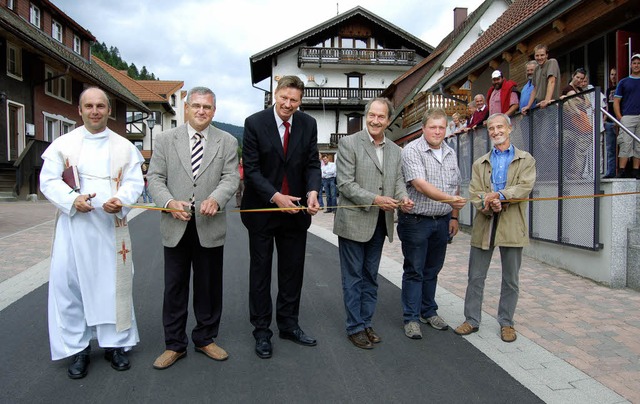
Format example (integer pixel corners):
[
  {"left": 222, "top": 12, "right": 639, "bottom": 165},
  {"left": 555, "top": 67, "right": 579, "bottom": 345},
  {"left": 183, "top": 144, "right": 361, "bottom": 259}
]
[{"left": 40, "top": 126, "right": 143, "bottom": 360}]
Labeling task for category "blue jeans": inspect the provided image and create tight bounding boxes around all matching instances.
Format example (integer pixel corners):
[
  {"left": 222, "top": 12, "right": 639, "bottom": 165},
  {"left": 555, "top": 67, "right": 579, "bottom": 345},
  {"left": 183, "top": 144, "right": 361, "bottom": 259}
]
[
  {"left": 397, "top": 212, "right": 449, "bottom": 323},
  {"left": 604, "top": 121, "right": 617, "bottom": 176},
  {"left": 338, "top": 211, "right": 387, "bottom": 335},
  {"left": 142, "top": 184, "right": 153, "bottom": 203},
  {"left": 322, "top": 177, "right": 337, "bottom": 210}
]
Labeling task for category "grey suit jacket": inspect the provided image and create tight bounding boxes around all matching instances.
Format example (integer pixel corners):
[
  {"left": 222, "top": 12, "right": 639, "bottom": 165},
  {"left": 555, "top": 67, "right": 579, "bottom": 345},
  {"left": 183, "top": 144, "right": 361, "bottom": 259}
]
[
  {"left": 147, "top": 123, "right": 239, "bottom": 248},
  {"left": 333, "top": 129, "right": 407, "bottom": 243}
]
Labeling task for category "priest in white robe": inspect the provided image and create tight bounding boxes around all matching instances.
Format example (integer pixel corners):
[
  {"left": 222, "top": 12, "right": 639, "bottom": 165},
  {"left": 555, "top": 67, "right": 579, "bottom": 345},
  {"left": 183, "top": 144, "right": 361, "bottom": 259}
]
[{"left": 40, "top": 87, "right": 144, "bottom": 379}]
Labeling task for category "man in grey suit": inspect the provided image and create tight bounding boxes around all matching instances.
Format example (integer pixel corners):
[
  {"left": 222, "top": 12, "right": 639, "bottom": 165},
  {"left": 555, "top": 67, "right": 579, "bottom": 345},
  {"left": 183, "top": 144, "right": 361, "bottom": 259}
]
[
  {"left": 333, "top": 98, "right": 414, "bottom": 349},
  {"left": 148, "top": 87, "right": 239, "bottom": 369}
]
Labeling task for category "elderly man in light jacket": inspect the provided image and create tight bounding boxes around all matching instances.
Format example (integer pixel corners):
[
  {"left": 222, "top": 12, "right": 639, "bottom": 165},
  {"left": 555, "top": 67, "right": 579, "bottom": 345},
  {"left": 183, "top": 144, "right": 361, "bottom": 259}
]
[{"left": 454, "top": 113, "right": 536, "bottom": 343}]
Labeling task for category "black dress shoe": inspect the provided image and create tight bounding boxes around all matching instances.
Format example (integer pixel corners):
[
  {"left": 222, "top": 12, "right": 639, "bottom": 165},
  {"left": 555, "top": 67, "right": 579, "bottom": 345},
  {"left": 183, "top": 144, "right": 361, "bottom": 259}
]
[
  {"left": 104, "top": 348, "right": 131, "bottom": 371},
  {"left": 255, "top": 337, "right": 272, "bottom": 359},
  {"left": 67, "top": 346, "right": 91, "bottom": 379},
  {"left": 279, "top": 328, "right": 317, "bottom": 346}
]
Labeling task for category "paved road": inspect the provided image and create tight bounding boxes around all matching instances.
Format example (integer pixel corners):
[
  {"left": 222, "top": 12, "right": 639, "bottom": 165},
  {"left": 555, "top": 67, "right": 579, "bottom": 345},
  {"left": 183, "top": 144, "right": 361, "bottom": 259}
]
[{"left": 0, "top": 209, "right": 541, "bottom": 403}]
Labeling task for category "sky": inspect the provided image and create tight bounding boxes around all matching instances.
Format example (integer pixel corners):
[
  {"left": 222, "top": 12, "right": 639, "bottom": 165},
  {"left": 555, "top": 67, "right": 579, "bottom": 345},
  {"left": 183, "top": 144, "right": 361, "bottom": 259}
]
[{"left": 53, "top": 0, "right": 484, "bottom": 126}]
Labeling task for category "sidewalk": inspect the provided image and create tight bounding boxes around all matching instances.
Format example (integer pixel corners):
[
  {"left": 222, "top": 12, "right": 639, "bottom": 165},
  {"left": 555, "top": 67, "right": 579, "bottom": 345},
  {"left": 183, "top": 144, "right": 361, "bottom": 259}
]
[
  {"left": 1, "top": 201, "right": 638, "bottom": 402},
  {"left": 311, "top": 211, "right": 639, "bottom": 403}
]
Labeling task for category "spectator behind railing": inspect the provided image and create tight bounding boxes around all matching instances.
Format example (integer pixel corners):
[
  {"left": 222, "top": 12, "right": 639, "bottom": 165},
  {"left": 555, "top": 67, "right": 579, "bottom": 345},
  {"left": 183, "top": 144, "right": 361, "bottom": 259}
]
[
  {"left": 487, "top": 70, "right": 519, "bottom": 117},
  {"left": 465, "top": 94, "right": 489, "bottom": 131},
  {"left": 603, "top": 68, "right": 618, "bottom": 178},
  {"left": 613, "top": 53, "right": 640, "bottom": 179}
]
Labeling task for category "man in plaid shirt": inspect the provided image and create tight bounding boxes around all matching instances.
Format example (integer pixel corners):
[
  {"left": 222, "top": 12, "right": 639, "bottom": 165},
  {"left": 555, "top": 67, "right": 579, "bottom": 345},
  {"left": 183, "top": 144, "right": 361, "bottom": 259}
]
[{"left": 398, "top": 108, "right": 466, "bottom": 340}]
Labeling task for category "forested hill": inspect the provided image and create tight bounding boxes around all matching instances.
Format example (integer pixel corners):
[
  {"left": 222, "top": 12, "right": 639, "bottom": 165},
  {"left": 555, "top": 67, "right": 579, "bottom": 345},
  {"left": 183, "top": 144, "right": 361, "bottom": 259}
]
[{"left": 213, "top": 121, "right": 243, "bottom": 143}]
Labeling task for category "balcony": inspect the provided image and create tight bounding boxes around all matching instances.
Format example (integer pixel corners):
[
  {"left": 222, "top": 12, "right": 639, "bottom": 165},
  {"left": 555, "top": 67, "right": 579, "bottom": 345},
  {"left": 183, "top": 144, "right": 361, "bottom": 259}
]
[
  {"left": 298, "top": 47, "right": 417, "bottom": 67},
  {"left": 263, "top": 87, "right": 387, "bottom": 109},
  {"left": 402, "top": 91, "right": 471, "bottom": 128},
  {"left": 329, "top": 133, "right": 350, "bottom": 147}
]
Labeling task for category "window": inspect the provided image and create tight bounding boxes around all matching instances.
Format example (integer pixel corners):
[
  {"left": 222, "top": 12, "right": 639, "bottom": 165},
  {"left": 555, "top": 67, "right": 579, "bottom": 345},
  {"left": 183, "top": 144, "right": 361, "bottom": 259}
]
[
  {"left": 170, "top": 94, "right": 176, "bottom": 106},
  {"left": 52, "top": 21, "right": 63, "bottom": 42},
  {"left": 73, "top": 35, "right": 81, "bottom": 54},
  {"left": 29, "top": 4, "right": 40, "bottom": 27},
  {"left": 7, "top": 0, "right": 15, "bottom": 10},
  {"left": 346, "top": 72, "right": 363, "bottom": 99},
  {"left": 153, "top": 111, "right": 162, "bottom": 129},
  {"left": 43, "top": 112, "right": 75, "bottom": 142},
  {"left": 171, "top": 119, "right": 177, "bottom": 128},
  {"left": 346, "top": 113, "right": 363, "bottom": 134},
  {"left": 44, "top": 66, "right": 72, "bottom": 103},
  {"left": 7, "top": 41, "right": 22, "bottom": 80}
]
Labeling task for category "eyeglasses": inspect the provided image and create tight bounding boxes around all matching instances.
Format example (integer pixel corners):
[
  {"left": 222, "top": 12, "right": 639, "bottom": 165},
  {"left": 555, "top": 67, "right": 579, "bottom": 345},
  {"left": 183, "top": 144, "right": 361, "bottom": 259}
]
[{"left": 188, "top": 103, "right": 214, "bottom": 111}]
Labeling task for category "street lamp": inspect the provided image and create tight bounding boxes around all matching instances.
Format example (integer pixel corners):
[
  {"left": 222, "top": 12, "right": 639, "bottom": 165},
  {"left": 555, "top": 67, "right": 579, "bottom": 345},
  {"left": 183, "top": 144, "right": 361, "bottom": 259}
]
[{"left": 146, "top": 115, "right": 156, "bottom": 152}]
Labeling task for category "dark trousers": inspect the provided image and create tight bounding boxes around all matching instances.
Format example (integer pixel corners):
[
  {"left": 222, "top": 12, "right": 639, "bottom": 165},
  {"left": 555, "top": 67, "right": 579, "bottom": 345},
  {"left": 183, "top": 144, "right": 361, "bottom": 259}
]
[
  {"left": 249, "top": 214, "right": 307, "bottom": 339},
  {"left": 163, "top": 218, "right": 224, "bottom": 351},
  {"left": 397, "top": 212, "right": 449, "bottom": 322}
]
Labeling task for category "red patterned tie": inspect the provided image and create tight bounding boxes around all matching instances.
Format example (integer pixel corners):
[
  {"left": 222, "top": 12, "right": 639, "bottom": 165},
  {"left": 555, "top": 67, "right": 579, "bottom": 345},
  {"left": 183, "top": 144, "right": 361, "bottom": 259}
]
[{"left": 281, "top": 121, "right": 290, "bottom": 195}]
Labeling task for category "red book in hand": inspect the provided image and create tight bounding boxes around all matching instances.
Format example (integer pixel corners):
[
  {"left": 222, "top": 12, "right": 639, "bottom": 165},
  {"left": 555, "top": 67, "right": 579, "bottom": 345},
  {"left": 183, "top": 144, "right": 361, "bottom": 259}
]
[{"left": 62, "top": 166, "right": 80, "bottom": 192}]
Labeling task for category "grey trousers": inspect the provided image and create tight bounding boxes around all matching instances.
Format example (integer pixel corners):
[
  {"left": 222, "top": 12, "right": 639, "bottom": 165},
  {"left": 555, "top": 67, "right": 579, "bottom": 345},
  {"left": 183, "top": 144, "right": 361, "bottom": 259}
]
[{"left": 463, "top": 246, "right": 522, "bottom": 327}]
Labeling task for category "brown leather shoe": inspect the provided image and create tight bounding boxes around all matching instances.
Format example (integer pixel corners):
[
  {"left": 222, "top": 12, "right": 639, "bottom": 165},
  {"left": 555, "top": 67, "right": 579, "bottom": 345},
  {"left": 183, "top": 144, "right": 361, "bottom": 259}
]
[
  {"left": 195, "top": 342, "right": 229, "bottom": 361},
  {"left": 364, "top": 327, "right": 381, "bottom": 343},
  {"left": 153, "top": 350, "right": 186, "bottom": 370},
  {"left": 454, "top": 322, "right": 479, "bottom": 336},
  {"left": 500, "top": 326, "right": 517, "bottom": 343},
  {"left": 348, "top": 331, "right": 373, "bottom": 349}
]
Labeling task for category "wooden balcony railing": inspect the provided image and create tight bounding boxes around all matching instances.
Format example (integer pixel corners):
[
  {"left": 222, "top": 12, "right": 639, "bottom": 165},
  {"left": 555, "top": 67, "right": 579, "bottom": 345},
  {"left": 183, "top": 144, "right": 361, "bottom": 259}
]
[
  {"left": 263, "top": 87, "right": 386, "bottom": 109},
  {"left": 304, "top": 87, "right": 386, "bottom": 100},
  {"left": 329, "top": 133, "right": 350, "bottom": 147},
  {"left": 298, "top": 47, "right": 417, "bottom": 67},
  {"left": 402, "top": 91, "right": 471, "bottom": 128}
]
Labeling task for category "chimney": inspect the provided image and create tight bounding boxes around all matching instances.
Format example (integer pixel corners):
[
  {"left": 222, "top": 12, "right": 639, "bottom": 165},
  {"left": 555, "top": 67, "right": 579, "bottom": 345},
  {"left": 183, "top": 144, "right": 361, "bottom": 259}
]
[{"left": 453, "top": 7, "right": 468, "bottom": 30}]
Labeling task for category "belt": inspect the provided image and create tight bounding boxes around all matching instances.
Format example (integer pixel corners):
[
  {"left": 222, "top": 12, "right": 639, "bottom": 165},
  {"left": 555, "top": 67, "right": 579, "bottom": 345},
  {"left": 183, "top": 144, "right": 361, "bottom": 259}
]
[{"left": 402, "top": 212, "right": 449, "bottom": 220}]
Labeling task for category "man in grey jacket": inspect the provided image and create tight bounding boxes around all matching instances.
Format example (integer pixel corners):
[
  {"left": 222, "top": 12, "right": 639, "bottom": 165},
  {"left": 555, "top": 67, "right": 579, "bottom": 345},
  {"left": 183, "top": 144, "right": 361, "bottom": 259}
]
[
  {"left": 333, "top": 98, "right": 413, "bottom": 349},
  {"left": 148, "top": 87, "right": 239, "bottom": 369}
]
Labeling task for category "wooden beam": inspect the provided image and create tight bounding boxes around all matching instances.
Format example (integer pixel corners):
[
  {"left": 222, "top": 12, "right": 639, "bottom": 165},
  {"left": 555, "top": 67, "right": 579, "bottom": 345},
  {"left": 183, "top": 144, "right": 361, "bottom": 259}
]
[
  {"left": 502, "top": 51, "right": 513, "bottom": 63},
  {"left": 467, "top": 73, "right": 478, "bottom": 83},
  {"left": 516, "top": 42, "right": 528, "bottom": 54},
  {"left": 489, "top": 59, "right": 500, "bottom": 70},
  {"left": 552, "top": 19, "right": 566, "bottom": 33},
  {"left": 450, "top": 85, "right": 460, "bottom": 93}
]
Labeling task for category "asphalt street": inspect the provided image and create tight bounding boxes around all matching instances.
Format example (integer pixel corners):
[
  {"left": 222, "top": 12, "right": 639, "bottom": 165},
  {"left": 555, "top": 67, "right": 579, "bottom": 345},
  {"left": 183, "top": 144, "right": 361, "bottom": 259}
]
[{"left": 0, "top": 208, "right": 541, "bottom": 403}]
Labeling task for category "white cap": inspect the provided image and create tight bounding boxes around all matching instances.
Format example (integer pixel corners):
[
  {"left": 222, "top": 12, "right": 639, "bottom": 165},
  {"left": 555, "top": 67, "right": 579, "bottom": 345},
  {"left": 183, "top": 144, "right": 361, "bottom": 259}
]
[
  {"left": 491, "top": 70, "right": 502, "bottom": 79},
  {"left": 632, "top": 54, "right": 640, "bottom": 61}
]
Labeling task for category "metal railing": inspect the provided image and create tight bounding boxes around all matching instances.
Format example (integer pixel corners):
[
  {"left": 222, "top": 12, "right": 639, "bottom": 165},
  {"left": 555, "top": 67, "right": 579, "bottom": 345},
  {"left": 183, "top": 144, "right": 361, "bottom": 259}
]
[
  {"left": 448, "top": 87, "right": 605, "bottom": 251},
  {"left": 13, "top": 139, "right": 49, "bottom": 196},
  {"left": 298, "top": 47, "right": 416, "bottom": 67}
]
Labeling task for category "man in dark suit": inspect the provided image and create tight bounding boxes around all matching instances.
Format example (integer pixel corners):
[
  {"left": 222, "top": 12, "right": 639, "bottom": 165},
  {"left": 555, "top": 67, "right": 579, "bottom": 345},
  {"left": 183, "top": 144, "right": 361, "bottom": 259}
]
[
  {"left": 241, "top": 75, "right": 321, "bottom": 359},
  {"left": 148, "top": 87, "right": 239, "bottom": 369}
]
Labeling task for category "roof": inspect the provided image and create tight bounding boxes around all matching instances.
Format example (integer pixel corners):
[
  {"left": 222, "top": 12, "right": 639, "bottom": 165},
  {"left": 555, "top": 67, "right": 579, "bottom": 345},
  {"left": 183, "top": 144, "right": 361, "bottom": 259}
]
[
  {"left": 381, "top": 0, "right": 500, "bottom": 110},
  {"left": 0, "top": 7, "right": 149, "bottom": 113},
  {"left": 137, "top": 81, "right": 184, "bottom": 99},
  {"left": 250, "top": 6, "right": 434, "bottom": 84},
  {"left": 94, "top": 59, "right": 183, "bottom": 113},
  {"left": 433, "top": 0, "right": 582, "bottom": 90}
]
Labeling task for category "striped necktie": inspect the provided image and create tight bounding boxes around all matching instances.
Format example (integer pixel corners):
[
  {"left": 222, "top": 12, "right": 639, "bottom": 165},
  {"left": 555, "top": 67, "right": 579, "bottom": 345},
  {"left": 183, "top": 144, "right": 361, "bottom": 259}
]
[
  {"left": 191, "top": 132, "right": 203, "bottom": 213},
  {"left": 191, "top": 132, "right": 203, "bottom": 178}
]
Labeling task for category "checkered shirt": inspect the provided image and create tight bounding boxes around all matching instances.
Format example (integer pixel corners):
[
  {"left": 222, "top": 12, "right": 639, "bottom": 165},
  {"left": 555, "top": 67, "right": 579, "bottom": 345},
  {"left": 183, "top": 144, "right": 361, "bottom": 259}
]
[{"left": 401, "top": 136, "right": 461, "bottom": 216}]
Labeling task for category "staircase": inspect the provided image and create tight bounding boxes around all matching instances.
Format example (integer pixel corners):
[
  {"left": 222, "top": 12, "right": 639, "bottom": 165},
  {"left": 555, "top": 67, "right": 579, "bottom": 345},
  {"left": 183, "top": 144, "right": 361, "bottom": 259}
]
[
  {"left": 0, "top": 166, "right": 17, "bottom": 201},
  {"left": 627, "top": 181, "right": 640, "bottom": 290}
]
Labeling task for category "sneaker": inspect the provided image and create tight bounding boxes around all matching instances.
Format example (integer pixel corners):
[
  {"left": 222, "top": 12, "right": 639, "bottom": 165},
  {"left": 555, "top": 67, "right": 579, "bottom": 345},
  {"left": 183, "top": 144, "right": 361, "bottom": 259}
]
[
  {"left": 500, "top": 326, "right": 517, "bottom": 343},
  {"left": 454, "top": 322, "right": 479, "bottom": 336},
  {"left": 404, "top": 321, "right": 422, "bottom": 339},
  {"left": 419, "top": 315, "right": 449, "bottom": 331}
]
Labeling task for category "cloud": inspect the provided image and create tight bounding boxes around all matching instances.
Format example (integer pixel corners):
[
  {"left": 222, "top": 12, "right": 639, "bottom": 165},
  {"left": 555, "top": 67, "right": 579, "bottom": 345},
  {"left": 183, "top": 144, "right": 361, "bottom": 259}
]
[{"left": 54, "top": 0, "right": 484, "bottom": 125}]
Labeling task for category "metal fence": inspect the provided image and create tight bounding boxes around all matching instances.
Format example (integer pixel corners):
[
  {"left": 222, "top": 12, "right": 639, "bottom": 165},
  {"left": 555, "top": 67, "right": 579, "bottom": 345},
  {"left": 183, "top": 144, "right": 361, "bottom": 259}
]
[{"left": 448, "top": 87, "right": 602, "bottom": 251}]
